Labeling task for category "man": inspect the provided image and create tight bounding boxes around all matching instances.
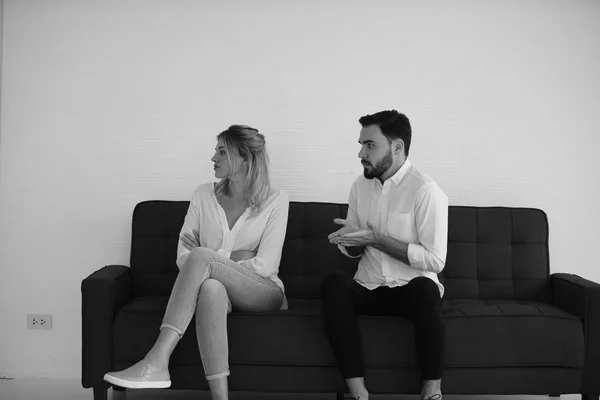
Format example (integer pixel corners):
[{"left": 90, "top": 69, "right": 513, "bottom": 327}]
[{"left": 322, "top": 110, "right": 448, "bottom": 400}]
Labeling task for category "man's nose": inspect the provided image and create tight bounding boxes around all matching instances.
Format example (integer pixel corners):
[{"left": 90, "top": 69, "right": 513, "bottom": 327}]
[{"left": 358, "top": 149, "right": 367, "bottom": 159}]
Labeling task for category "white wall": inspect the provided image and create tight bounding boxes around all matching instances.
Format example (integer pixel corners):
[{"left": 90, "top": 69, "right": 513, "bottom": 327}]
[
  {"left": 1, "top": 0, "right": 599, "bottom": 379},
  {"left": 0, "top": 0, "right": 3, "bottom": 187}
]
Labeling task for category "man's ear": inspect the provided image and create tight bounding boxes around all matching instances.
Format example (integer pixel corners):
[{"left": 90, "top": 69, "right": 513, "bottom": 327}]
[{"left": 393, "top": 139, "right": 404, "bottom": 155}]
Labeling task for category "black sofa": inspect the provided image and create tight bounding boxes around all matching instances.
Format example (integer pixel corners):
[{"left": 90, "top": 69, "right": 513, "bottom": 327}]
[{"left": 82, "top": 201, "right": 600, "bottom": 400}]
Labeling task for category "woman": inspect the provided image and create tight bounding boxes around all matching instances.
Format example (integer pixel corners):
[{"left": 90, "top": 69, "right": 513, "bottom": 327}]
[{"left": 104, "top": 125, "right": 289, "bottom": 400}]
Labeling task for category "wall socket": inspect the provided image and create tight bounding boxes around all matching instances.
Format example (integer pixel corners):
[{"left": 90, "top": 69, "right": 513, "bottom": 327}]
[{"left": 27, "top": 314, "right": 53, "bottom": 330}]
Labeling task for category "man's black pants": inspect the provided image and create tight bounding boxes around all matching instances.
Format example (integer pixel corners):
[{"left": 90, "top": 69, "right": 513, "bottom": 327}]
[{"left": 320, "top": 271, "right": 445, "bottom": 380}]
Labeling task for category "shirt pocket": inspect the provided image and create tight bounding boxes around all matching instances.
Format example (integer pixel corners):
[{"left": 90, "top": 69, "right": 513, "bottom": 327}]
[{"left": 386, "top": 212, "right": 416, "bottom": 243}]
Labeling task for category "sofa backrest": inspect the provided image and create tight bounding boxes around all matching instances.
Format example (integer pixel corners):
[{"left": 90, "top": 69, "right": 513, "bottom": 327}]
[
  {"left": 278, "top": 203, "right": 359, "bottom": 299},
  {"left": 441, "top": 207, "right": 550, "bottom": 302},
  {"left": 130, "top": 201, "right": 188, "bottom": 297},
  {"left": 129, "top": 201, "right": 550, "bottom": 302}
]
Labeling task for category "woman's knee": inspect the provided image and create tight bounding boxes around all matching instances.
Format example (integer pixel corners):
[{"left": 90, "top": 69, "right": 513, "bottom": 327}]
[
  {"left": 188, "top": 247, "right": 217, "bottom": 263},
  {"left": 197, "top": 279, "right": 231, "bottom": 313},
  {"left": 181, "top": 247, "right": 217, "bottom": 273},
  {"left": 200, "top": 278, "right": 227, "bottom": 297},
  {"left": 198, "top": 279, "right": 227, "bottom": 300}
]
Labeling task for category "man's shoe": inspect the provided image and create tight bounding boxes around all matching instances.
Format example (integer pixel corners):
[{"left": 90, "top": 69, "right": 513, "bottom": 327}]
[
  {"left": 103, "top": 360, "right": 171, "bottom": 389},
  {"left": 423, "top": 395, "right": 442, "bottom": 400}
]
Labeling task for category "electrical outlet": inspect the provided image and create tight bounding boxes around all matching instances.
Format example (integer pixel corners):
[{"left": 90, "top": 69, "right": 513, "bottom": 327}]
[{"left": 27, "top": 314, "right": 53, "bottom": 330}]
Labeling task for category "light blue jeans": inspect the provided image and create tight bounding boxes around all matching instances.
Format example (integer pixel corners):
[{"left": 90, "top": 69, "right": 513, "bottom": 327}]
[{"left": 160, "top": 247, "right": 283, "bottom": 380}]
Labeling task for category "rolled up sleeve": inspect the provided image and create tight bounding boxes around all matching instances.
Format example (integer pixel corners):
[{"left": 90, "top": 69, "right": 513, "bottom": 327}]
[
  {"left": 338, "top": 181, "right": 363, "bottom": 258},
  {"left": 407, "top": 183, "right": 448, "bottom": 273}
]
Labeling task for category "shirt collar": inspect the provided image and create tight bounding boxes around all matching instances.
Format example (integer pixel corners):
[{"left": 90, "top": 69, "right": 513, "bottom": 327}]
[{"left": 387, "top": 158, "right": 411, "bottom": 186}]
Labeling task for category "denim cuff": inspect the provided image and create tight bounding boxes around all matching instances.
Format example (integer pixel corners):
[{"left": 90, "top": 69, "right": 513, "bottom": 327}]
[
  {"left": 206, "top": 370, "right": 230, "bottom": 381},
  {"left": 160, "top": 322, "right": 184, "bottom": 337}
]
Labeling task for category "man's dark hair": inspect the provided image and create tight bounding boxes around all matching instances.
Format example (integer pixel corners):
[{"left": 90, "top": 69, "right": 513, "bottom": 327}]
[{"left": 359, "top": 110, "right": 412, "bottom": 156}]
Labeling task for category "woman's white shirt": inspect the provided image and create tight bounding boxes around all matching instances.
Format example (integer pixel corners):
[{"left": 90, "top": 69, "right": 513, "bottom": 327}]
[{"left": 176, "top": 183, "right": 290, "bottom": 307}]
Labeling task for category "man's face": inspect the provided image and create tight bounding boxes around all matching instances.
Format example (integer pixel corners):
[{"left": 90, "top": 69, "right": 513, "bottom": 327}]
[{"left": 358, "top": 125, "right": 393, "bottom": 180}]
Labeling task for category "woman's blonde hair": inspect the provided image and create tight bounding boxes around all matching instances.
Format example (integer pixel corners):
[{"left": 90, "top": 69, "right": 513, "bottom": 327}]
[{"left": 214, "top": 125, "right": 271, "bottom": 211}]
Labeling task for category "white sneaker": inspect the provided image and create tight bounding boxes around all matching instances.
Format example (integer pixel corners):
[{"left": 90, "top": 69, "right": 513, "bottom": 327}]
[{"left": 103, "top": 360, "right": 171, "bottom": 389}]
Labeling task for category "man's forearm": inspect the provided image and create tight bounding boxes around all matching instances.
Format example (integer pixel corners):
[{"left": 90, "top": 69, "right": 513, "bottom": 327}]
[{"left": 371, "top": 234, "right": 410, "bottom": 265}]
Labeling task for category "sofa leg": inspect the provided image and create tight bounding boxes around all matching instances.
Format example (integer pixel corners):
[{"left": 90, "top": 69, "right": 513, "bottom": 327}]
[
  {"left": 336, "top": 393, "right": 345, "bottom": 400},
  {"left": 93, "top": 387, "right": 107, "bottom": 400},
  {"left": 582, "top": 395, "right": 599, "bottom": 400}
]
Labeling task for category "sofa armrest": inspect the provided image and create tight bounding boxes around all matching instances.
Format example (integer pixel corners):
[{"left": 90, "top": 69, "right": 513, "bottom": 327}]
[
  {"left": 551, "top": 273, "right": 600, "bottom": 394},
  {"left": 81, "top": 265, "right": 132, "bottom": 389}
]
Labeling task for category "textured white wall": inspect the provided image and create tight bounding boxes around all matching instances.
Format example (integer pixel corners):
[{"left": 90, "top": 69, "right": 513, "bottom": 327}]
[
  {"left": 0, "top": 0, "right": 3, "bottom": 183},
  {"left": 1, "top": 0, "right": 599, "bottom": 379}
]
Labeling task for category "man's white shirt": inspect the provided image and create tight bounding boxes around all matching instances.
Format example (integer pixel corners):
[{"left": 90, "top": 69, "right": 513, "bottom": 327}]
[{"left": 340, "top": 158, "right": 448, "bottom": 297}]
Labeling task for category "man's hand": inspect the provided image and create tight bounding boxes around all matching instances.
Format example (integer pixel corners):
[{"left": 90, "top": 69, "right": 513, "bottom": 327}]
[
  {"left": 181, "top": 229, "right": 200, "bottom": 251},
  {"left": 332, "top": 221, "right": 379, "bottom": 247},
  {"left": 230, "top": 250, "right": 257, "bottom": 262},
  {"left": 328, "top": 218, "right": 361, "bottom": 243}
]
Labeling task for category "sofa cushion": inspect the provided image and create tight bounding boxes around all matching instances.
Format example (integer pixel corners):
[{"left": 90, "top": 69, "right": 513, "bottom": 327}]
[
  {"left": 443, "top": 299, "right": 583, "bottom": 368},
  {"left": 112, "top": 296, "right": 584, "bottom": 369}
]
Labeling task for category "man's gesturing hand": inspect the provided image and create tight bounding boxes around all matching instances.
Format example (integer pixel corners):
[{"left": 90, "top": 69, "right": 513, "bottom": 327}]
[
  {"left": 329, "top": 219, "right": 378, "bottom": 247},
  {"left": 328, "top": 218, "right": 360, "bottom": 244}
]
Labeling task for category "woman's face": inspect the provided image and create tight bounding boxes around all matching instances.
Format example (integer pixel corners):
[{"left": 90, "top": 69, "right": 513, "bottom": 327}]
[{"left": 211, "top": 139, "right": 245, "bottom": 179}]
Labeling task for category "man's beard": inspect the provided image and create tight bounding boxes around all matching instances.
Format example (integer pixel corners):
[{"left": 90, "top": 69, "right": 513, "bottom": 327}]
[{"left": 362, "top": 150, "right": 393, "bottom": 179}]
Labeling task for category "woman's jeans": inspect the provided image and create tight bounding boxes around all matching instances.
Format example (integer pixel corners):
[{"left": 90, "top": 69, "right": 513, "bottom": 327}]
[{"left": 160, "top": 247, "right": 283, "bottom": 380}]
